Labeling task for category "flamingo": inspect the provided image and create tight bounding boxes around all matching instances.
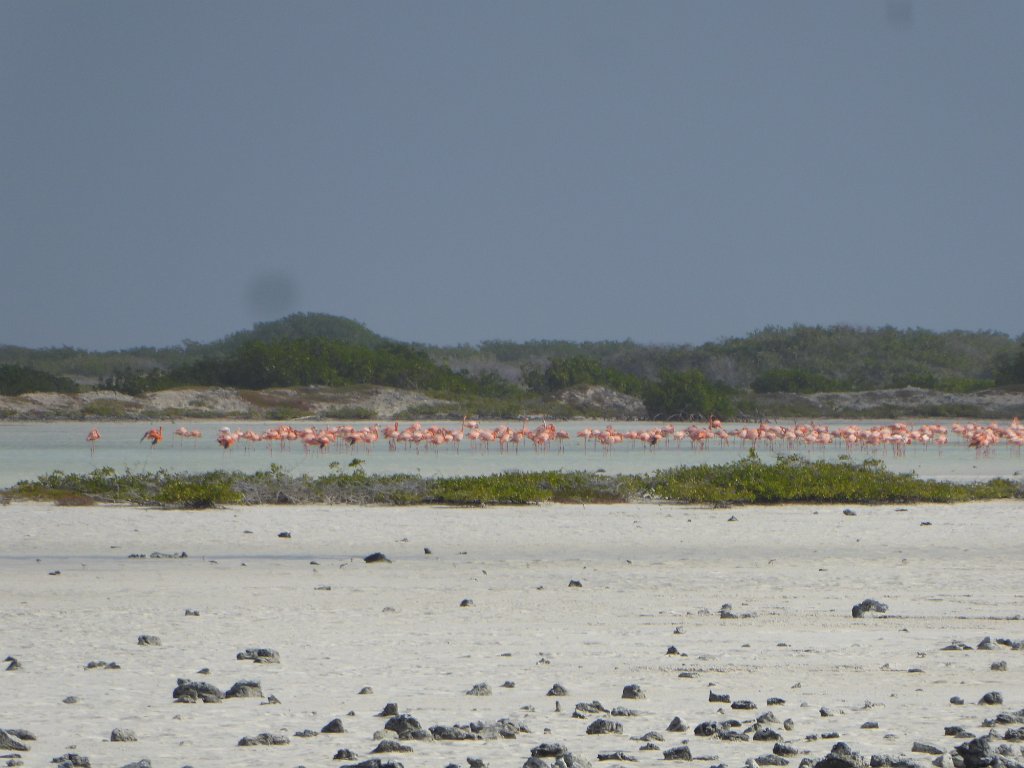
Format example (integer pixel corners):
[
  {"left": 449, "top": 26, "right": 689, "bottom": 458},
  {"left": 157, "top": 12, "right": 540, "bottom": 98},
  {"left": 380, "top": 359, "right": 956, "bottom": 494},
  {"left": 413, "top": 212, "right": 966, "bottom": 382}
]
[
  {"left": 86, "top": 428, "right": 101, "bottom": 456},
  {"left": 141, "top": 426, "right": 163, "bottom": 446}
]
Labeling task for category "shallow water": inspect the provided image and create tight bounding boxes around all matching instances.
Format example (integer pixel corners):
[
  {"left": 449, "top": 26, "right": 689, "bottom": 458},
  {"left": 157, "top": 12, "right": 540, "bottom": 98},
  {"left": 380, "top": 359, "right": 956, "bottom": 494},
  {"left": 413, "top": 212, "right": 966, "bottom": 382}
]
[{"left": 1, "top": 418, "right": 1022, "bottom": 489}]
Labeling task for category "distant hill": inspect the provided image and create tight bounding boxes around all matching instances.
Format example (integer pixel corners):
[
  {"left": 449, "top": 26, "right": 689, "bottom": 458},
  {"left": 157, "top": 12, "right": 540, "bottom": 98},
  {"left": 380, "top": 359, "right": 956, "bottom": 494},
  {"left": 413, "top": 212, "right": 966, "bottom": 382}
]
[{"left": 204, "top": 313, "right": 391, "bottom": 353}]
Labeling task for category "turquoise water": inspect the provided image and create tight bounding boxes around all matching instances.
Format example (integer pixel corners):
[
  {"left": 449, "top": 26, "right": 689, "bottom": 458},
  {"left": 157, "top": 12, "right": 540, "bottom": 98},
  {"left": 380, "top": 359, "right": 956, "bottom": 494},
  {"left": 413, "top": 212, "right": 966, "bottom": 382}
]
[{"left": 1, "top": 418, "right": 1021, "bottom": 489}]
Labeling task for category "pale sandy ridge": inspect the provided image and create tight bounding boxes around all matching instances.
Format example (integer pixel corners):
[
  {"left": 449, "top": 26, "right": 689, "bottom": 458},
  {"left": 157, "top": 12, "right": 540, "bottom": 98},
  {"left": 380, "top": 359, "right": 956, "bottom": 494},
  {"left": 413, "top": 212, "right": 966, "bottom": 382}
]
[{"left": 2, "top": 501, "right": 1023, "bottom": 767}]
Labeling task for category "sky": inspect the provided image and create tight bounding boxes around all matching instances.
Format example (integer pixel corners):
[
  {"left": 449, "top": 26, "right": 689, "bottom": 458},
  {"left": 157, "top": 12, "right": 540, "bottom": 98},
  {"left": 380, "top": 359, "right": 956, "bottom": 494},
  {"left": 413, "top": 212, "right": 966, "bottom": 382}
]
[{"left": 2, "top": 1, "right": 1023, "bottom": 351}]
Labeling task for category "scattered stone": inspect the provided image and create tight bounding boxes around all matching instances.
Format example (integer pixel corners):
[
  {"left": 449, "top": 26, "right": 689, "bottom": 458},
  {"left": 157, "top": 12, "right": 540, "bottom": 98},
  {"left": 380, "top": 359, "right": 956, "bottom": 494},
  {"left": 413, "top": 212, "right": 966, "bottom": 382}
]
[
  {"left": 531, "top": 743, "right": 567, "bottom": 758},
  {"left": 667, "top": 646, "right": 680, "bottom": 655},
  {"left": 950, "top": 697, "right": 964, "bottom": 705},
  {"left": 225, "top": 680, "right": 263, "bottom": 698},
  {"left": 843, "top": 509, "right": 857, "bottom": 516},
  {"left": 501, "top": 681, "right": 516, "bottom": 688},
  {"left": 321, "top": 718, "right": 346, "bottom": 734},
  {"left": 383, "top": 714, "right": 422, "bottom": 739},
  {"left": 50, "top": 753, "right": 90, "bottom": 767},
  {"left": 862, "top": 722, "right": 879, "bottom": 729},
  {"left": 332, "top": 748, "right": 358, "bottom": 760},
  {"left": 377, "top": 703, "right": 399, "bottom": 717},
  {"left": 621, "top": 684, "right": 645, "bottom": 699},
  {"left": 4, "top": 729, "right": 34, "bottom": 742},
  {"left": 820, "top": 708, "right": 835, "bottom": 717},
  {"left": 110, "top": 728, "right": 137, "bottom": 742},
  {"left": 63, "top": 696, "right": 79, "bottom": 704},
  {"left": 664, "top": 745, "right": 693, "bottom": 760},
  {"left": 371, "top": 739, "right": 412, "bottom": 753},
  {"left": 294, "top": 729, "right": 318, "bottom": 738},
  {"left": 586, "top": 719, "right": 623, "bottom": 735},
  {"left": 236, "top": 647, "right": 280, "bottom": 664},
  {"left": 611, "top": 707, "right": 638, "bottom": 717},
  {"left": 945, "top": 727, "right": 974, "bottom": 738},
  {"left": 852, "top": 599, "right": 889, "bottom": 618},
  {"left": 768, "top": 698, "right": 786, "bottom": 706},
  {"left": 979, "top": 692, "right": 1004, "bottom": 706},
  {"left": 0, "top": 729, "right": 29, "bottom": 751},
  {"left": 912, "top": 743, "right": 943, "bottom": 755},
  {"left": 667, "top": 717, "right": 688, "bottom": 733},
  {"left": 120, "top": 760, "right": 152, "bottom": 768},
  {"left": 277, "top": 531, "right": 291, "bottom": 538},
  {"left": 568, "top": 580, "right": 583, "bottom": 588},
  {"left": 597, "top": 753, "right": 635, "bottom": 762},
  {"left": 184, "top": 609, "right": 199, "bottom": 616},
  {"left": 732, "top": 700, "right": 758, "bottom": 710},
  {"left": 172, "top": 678, "right": 224, "bottom": 703},
  {"left": 754, "top": 728, "right": 783, "bottom": 742},
  {"left": 84, "top": 661, "right": 119, "bottom": 670},
  {"left": 467, "top": 682, "right": 492, "bottom": 696},
  {"left": 757, "top": 754, "right": 790, "bottom": 765},
  {"left": 359, "top": 686, "right": 374, "bottom": 695},
  {"left": 237, "top": 732, "right": 289, "bottom": 746},
  {"left": 364, "top": 552, "right": 391, "bottom": 564},
  {"left": 978, "top": 637, "right": 996, "bottom": 650},
  {"left": 942, "top": 642, "right": 972, "bottom": 651},
  {"left": 710, "top": 691, "right": 731, "bottom": 703},
  {"left": 992, "top": 661, "right": 1008, "bottom": 671},
  {"left": 547, "top": 684, "right": 568, "bottom": 696},
  {"left": 576, "top": 701, "right": 609, "bottom": 714},
  {"left": 775, "top": 744, "right": 800, "bottom": 756},
  {"left": 5, "top": 657, "right": 22, "bottom": 671},
  {"left": 813, "top": 742, "right": 867, "bottom": 768},
  {"left": 460, "top": 599, "right": 474, "bottom": 607}
]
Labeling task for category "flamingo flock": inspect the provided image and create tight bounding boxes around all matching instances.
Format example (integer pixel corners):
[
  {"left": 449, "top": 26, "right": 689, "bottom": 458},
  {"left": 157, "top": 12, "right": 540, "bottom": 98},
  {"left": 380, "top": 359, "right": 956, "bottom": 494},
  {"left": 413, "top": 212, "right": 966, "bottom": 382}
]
[{"left": 82, "top": 417, "right": 1024, "bottom": 460}]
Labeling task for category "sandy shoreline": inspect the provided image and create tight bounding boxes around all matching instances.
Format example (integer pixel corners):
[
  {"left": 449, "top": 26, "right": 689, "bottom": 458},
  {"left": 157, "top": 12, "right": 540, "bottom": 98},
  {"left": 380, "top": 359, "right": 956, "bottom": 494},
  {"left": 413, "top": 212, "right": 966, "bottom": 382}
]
[{"left": 3, "top": 501, "right": 1023, "bottom": 767}]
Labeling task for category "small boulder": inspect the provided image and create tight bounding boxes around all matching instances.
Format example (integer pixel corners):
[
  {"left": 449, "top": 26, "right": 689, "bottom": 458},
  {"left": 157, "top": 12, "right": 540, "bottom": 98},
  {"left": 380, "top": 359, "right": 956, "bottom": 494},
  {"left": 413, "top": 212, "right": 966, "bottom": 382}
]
[
  {"left": 621, "top": 684, "right": 645, "bottom": 700},
  {"left": 110, "top": 728, "right": 137, "bottom": 742}
]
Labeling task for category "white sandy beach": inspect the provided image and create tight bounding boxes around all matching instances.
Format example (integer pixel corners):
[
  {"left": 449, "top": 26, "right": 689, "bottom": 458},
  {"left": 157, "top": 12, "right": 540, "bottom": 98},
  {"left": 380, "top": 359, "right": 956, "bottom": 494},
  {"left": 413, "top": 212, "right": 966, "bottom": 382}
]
[{"left": 2, "top": 500, "right": 1023, "bottom": 767}]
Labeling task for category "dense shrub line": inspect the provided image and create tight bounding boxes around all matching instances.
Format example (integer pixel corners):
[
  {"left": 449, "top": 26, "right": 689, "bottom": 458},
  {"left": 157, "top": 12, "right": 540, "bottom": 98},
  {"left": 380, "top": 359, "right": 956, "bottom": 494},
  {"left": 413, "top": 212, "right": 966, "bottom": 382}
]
[{"left": 5, "top": 454, "right": 1018, "bottom": 509}]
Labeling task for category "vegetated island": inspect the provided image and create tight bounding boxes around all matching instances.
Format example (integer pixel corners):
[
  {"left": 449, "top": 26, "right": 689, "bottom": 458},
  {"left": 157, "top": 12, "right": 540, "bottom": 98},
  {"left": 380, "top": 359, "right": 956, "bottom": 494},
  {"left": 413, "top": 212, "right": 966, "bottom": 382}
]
[
  {"left": 4, "top": 453, "right": 1019, "bottom": 509},
  {"left": 3, "top": 313, "right": 1024, "bottom": 421}
]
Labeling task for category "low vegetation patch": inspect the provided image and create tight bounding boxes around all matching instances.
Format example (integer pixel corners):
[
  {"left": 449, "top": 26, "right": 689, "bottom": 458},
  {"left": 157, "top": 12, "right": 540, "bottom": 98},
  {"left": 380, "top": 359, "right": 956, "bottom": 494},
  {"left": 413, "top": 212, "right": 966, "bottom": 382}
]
[{"left": 3, "top": 454, "right": 1018, "bottom": 509}]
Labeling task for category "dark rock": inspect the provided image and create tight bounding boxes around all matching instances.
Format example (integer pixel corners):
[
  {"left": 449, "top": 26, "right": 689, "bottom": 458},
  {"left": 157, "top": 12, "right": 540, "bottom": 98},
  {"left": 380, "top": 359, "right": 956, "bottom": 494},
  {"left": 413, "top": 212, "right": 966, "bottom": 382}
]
[
  {"left": 754, "top": 728, "right": 783, "bottom": 741},
  {"left": 294, "top": 729, "right": 318, "bottom": 738},
  {"left": 757, "top": 712, "right": 779, "bottom": 725},
  {"left": 322, "top": 718, "right": 346, "bottom": 734},
  {"left": 862, "top": 722, "right": 879, "bottom": 729},
  {"left": 611, "top": 707, "right": 638, "bottom": 717},
  {"left": 667, "top": 716, "right": 688, "bottom": 732},
  {"left": 1004, "top": 728, "right": 1024, "bottom": 741},
  {"left": 843, "top": 509, "right": 857, "bottom": 516},
  {"left": 597, "top": 753, "right": 635, "bottom": 762},
  {"left": 236, "top": 647, "right": 280, "bottom": 663},
  {"left": 460, "top": 599, "right": 474, "bottom": 607},
  {"left": 945, "top": 727, "right": 974, "bottom": 738},
  {"left": 5, "top": 657, "right": 22, "bottom": 671},
  {"left": 568, "top": 580, "right": 583, "bottom": 588},
  {"left": 185, "top": 609, "right": 199, "bottom": 616},
  {"left": 172, "top": 678, "right": 224, "bottom": 703},
  {"left": 429, "top": 725, "right": 478, "bottom": 741},
  {"left": 371, "top": 739, "right": 413, "bottom": 753},
  {"left": 350, "top": 760, "right": 405, "bottom": 768},
  {"left": 0, "top": 729, "right": 29, "bottom": 751},
  {"left": 980, "top": 692, "right": 1004, "bottom": 705},
  {"left": 758, "top": 755, "right": 790, "bottom": 765},
  {"left": 383, "top": 715, "right": 422, "bottom": 738},
  {"left": 943, "top": 642, "right": 972, "bottom": 651},
  {"left": 359, "top": 686, "right": 374, "bottom": 694},
  {"left": 950, "top": 697, "right": 965, "bottom": 705},
  {"left": 120, "top": 761, "right": 152, "bottom": 768},
  {"left": 695, "top": 721, "right": 720, "bottom": 737},
  {"left": 225, "top": 679, "right": 263, "bottom": 698},
  {"left": 278, "top": 531, "right": 291, "bottom": 538},
  {"left": 912, "top": 744, "right": 944, "bottom": 755},
  {"left": 668, "top": 646, "right": 680, "bottom": 655},
  {"left": 820, "top": 708, "right": 835, "bottom": 717},
  {"left": 531, "top": 743, "right": 567, "bottom": 758},
  {"left": 333, "top": 748, "right": 358, "bottom": 759},
  {"left": 621, "top": 684, "right": 645, "bottom": 699},
  {"left": 664, "top": 745, "right": 693, "bottom": 760},
  {"left": 575, "top": 701, "right": 608, "bottom": 714},
  {"left": 467, "top": 682, "right": 492, "bottom": 696},
  {"left": 237, "top": 732, "right": 289, "bottom": 746},
  {"left": 813, "top": 742, "right": 868, "bottom": 768},
  {"left": 768, "top": 698, "right": 786, "bottom": 706},
  {"left": 978, "top": 637, "right": 996, "bottom": 650},
  {"left": 547, "top": 684, "right": 568, "bottom": 696},
  {"left": 586, "top": 719, "right": 622, "bottom": 735},
  {"left": 710, "top": 691, "right": 731, "bottom": 703},
  {"left": 377, "top": 702, "right": 399, "bottom": 717},
  {"left": 633, "top": 731, "right": 664, "bottom": 742},
  {"left": 955, "top": 737, "right": 997, "bottom": 768},
  {"left": 84, "top": 660, "right": 119, "bottom": 670},
  {"left": 364, "top": 552, "right": 391, "bottom": 564},
  {"left": 991, "top": 661, "right": 1008, "bottom": 672},
  {"left": 775, "top": 744, "right": 800, "bottom": 756},
  {"left": 733, "top": 700, "right": 758, "bottom": 710},
  {"left": 852, "top": 599, "right": 889, "bottom": 618},
  {"left": 3, "top": 728, "right": 34, "bottom": 741},
  {"left": 501, "top": 680, "right": 516, "bottom": 688},
  {"left": 110, "top": 728, "right": 137, "bottom": 742},
  {"left": 63, "top": 696, "right": 79, "bottom": 704},
  {"left": 51, "top": 753, "right": 90, "bottom": 767},
  {"left": 136, "top": 635, "right": 161, "bottom": 646}
]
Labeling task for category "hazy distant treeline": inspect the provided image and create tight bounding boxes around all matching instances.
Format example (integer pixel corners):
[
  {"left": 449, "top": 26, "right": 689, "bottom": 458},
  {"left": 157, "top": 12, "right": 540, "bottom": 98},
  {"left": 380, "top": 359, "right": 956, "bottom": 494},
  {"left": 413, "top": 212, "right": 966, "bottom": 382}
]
[{"left": 2, "top": 313, "right": 1024, "bottom": 419}]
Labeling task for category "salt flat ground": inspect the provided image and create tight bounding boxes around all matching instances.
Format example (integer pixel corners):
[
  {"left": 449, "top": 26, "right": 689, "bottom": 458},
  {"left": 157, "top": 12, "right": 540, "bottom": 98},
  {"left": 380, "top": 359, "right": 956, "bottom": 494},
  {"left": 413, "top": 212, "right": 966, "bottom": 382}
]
[{"left": 2, "top": 500, "right": 1022, "bottom": 767}]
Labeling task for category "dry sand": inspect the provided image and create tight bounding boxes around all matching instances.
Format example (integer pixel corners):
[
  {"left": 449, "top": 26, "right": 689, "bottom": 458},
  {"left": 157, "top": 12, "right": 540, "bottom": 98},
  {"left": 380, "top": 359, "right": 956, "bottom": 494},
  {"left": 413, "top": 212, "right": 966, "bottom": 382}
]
[{"left": 2, "top": 500, "right": 1023, "bottom": 767}]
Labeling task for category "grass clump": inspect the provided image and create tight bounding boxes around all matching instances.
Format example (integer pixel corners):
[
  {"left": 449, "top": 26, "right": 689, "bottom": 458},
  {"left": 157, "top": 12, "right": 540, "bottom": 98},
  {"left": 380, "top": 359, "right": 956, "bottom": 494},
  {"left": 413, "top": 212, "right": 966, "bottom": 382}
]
[{"left": 4, "top": 454, "right": 1019, "bottom": 508}]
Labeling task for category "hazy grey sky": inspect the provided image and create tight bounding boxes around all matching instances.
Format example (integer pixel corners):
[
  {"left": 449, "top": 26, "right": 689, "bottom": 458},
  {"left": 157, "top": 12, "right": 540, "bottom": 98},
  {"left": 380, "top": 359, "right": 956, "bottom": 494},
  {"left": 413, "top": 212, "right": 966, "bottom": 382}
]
[{"left": 2, "top": 1, "right": 1022, "bottom": 350}]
